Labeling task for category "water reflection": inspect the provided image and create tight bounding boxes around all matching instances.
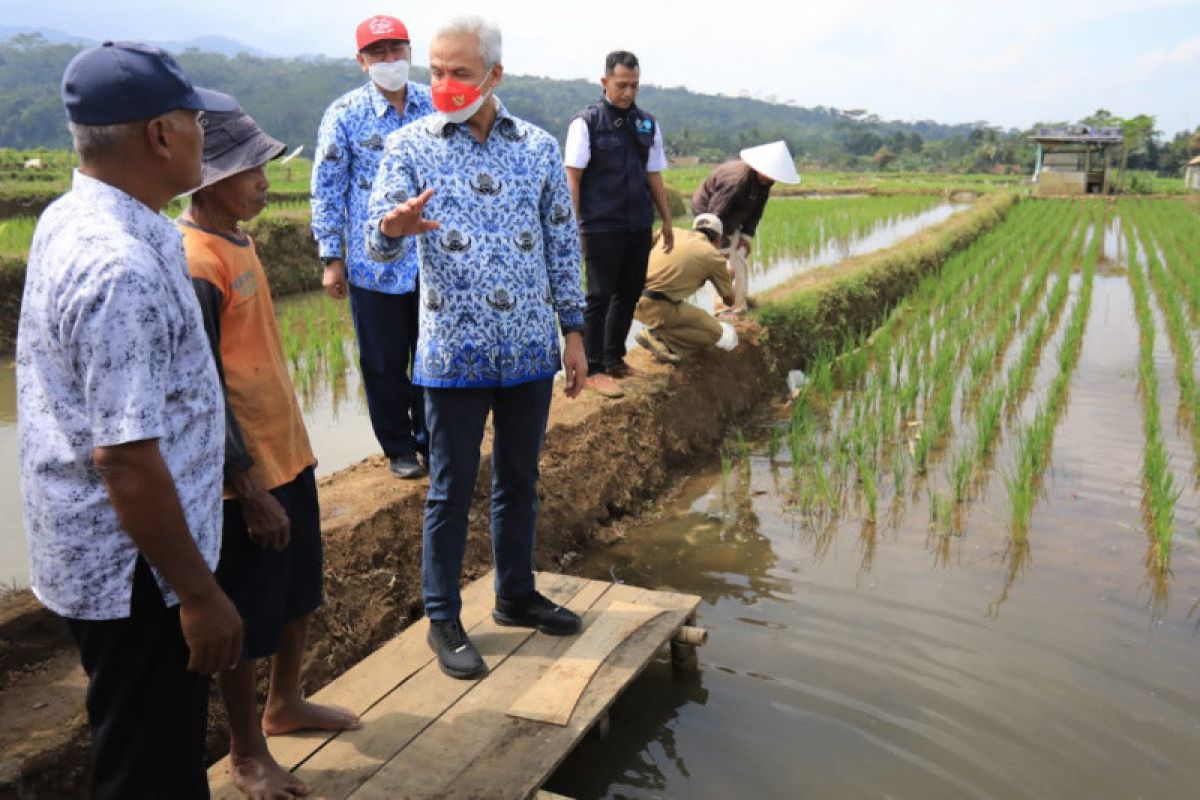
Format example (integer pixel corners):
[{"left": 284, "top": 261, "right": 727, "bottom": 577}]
[
  {"left": 544, "top": 658, "right": 708, "bottom": 798},
  {"left": 602, "top": 469, "right": 784, "bottom": 607}
]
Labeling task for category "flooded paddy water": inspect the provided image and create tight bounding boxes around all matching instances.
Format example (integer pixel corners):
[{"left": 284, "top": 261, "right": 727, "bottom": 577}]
[
  {"left": 546, "top": 198, "right": 1200, "bottom": 799},
  {"left": 0, "top": 195, "right": 960, "bottom": 588}
]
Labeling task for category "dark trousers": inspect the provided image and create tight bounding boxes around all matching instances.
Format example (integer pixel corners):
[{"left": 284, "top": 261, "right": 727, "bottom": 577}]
[
  {"left": 66, "top": 558, "right": 211, "bottom": 800},
  {"left": 348, "top": 284, "right": 426, "bottom": 458},
  {"left": 582, "top": 229, "right": 653, "bottom": 374},
  {"left": 421, "top": 378, "right": 554, "bottom": 620}
]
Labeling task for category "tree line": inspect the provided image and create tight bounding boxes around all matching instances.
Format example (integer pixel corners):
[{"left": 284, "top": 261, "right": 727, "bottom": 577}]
[{"left": 1, "top": 34, "right": 1195, "bottom": 175}]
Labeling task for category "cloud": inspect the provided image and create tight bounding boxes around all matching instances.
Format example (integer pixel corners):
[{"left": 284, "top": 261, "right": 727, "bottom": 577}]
[{"left": 1134, "top": 34, "right": 1200, "bottom": 74}]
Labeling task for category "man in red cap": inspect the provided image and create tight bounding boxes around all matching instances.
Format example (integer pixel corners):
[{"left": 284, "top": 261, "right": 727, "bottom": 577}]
[{"left": 311, "top": 15, "right": 435, "bottom": 480}]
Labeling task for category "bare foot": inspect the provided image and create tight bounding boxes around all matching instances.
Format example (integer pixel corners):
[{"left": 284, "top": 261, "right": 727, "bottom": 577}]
[
  {"left": 262, "top": 698, "right": 362, "bottom": 736},
  {"left": 231, "top": 749, "right": 311, "bottom": 800}
]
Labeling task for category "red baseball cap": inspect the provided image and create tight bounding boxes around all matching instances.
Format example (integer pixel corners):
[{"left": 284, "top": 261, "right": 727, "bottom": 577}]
[{"left": 356, "top": 15, "right": 410, "bottom": 50}]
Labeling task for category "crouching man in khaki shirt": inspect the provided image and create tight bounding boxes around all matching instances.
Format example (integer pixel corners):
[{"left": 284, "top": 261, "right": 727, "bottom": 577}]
[{"left": 634, "top": 213, "right": 739, "bottom": 363}]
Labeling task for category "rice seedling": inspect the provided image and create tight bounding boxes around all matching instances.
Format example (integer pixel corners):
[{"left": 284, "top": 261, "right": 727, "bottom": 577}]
[
  {"left": 767, "top": 424, "right": 783, "bottom": 463},
  {"left": 0, "top": 216, "right": 37, "bottom": 254},
  {"left": 949, "top": 448, "right": 973, "bottom": 503},
  {"left": 1121, "top": 205, "right": 1179, "bottom": 571},
  {"left": 858, "top": 454, "right": 878, "bottom": 521},
  {"left": 755, "top": 195, "right": 944, "bottom": 264}
]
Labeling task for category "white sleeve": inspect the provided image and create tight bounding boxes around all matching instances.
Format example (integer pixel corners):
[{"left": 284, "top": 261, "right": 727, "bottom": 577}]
[
  {"left": 563, "top": 118, "right": 591, "bottom": 169},
  {"left": 646, "top": 122, "right": 668, "bottom": 172}
]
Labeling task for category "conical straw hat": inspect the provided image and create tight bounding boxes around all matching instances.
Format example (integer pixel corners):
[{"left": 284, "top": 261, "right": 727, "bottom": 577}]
[{"left": 739, "top": 140, "right": 800, "bottom": 184}]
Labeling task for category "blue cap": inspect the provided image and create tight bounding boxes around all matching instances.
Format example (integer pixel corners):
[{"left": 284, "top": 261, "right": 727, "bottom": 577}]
[{"left": 61, "top": 41, "right": 238, "bottom": 125}]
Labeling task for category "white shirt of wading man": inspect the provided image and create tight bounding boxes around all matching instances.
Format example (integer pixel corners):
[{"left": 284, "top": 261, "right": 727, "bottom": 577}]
[{"left": 16, "top": 170, "right": 224, "bottom": 621}]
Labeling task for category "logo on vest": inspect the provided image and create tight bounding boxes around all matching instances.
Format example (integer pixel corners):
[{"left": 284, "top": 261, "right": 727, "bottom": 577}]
[{"left": 636, "top": 118, "right": 653, "bottom": 134}]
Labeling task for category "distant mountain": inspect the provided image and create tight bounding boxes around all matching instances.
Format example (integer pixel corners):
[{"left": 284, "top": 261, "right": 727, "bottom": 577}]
[
  {"left": 0, "top": 28, "right": 268, "bottom": 57},
  {"left": 155, "top": 35, "right": 270, "bottom": 58},
  {"left": 0, "top": 35, "right": 1038, "bottom": 172},
  {"left": 0, "top": 26, "right": 88, "bottom": 46}
]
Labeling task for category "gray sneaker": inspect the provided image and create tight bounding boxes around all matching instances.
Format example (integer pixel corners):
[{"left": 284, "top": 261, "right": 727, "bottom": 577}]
[
  {"left": 426, "top": 618, "right": 487, "bottom": 680},
  {"left": 389, "top": 453, "right": 425, "bottom": 479},
  {"left": 635, "top": 329, "right": 681, "bottom": 364}
]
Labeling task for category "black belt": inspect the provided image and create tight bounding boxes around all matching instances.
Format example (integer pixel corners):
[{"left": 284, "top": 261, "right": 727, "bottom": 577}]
[{"left": 640, "top": 290, "right": 674, "bottom": 302}]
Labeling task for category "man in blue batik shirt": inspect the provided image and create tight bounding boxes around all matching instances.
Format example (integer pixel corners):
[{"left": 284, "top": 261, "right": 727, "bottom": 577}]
[
  {"left": 366, "top": 16, "right": 589, "bottom": 681},
  {"left": 311, "top": 14, "right": 434, "bottom": 479}
]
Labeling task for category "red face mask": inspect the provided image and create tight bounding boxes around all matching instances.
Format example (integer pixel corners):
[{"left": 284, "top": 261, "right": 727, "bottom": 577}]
[{"left": 432, "top": 72, "right": 491, "bottom": 122}]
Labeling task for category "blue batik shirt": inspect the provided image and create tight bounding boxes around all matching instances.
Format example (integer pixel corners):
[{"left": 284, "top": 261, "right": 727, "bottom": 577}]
[
  {"left": 366, "top": 99, "right": 586, "bottom": 389},
  {"left": 311, "top": 81, "right": 435, "bottom": 294}
]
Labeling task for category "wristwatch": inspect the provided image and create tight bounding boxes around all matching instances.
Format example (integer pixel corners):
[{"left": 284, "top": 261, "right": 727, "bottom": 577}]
[{"left": 320, "top": 257, "right": 340, "bottom": 266}]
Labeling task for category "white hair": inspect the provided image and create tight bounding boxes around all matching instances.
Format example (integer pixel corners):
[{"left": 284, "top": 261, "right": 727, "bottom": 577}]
[
  {"left": 434, "top": 15, "right": 502, "bottom": 67},
  {"left": 68, "top": 120, "right": 141, "bottom": 160}
]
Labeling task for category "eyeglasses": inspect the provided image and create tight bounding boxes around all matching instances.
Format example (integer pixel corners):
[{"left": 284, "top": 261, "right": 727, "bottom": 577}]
[{"left": 362, "top": 40, "right": 410, "bottom": 58}]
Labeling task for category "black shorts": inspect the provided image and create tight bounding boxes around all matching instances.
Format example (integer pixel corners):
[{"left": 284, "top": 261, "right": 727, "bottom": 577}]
[{"left": 216, "top": 466, "right": 323, "bottom": 660}]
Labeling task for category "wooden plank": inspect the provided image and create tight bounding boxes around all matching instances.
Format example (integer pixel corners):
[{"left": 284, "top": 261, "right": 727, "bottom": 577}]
[
  {"left": 288, "top": 573, "right": 591, "bottom": 799},
  {"left": 507, "top": 600, "right": 663, "bottom": 726},
  {"left": 350, "top": 583, "right": 691, "bottom": 800},
  {"left": 534, "top": 791, "right": 573, "bottom": 800},
  {"left": 209, "top": 570, "right": 531, "bottom": 798},
  {"left": 346, "top": 579, "right": 615, "bottom": 799},
  {"left": 439, "top": 585, "right": 699, "bottom": 800}
]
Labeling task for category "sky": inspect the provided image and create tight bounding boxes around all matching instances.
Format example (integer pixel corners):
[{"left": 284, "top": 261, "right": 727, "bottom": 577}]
[{"left": 3, "top": 0, "right": 1198, "bottom": 137}]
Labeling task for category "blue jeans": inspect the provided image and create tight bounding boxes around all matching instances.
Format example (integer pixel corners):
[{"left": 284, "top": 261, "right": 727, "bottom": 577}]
[
  {"left": 421, "top": 378, "right": 554, "bottom": 620},
  {"left": 348, "top": 285, "right": 426, "bottom": 458}
]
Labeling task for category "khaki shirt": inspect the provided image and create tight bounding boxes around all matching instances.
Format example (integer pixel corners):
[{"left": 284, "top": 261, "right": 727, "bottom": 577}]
[{"left": 644, "top": 229, "right": 734, "bottom": 303}]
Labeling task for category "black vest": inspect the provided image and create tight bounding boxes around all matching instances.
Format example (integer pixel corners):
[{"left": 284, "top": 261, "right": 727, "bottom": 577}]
[{"left": 574, "top": 100, "right": 656, "bottom": 233}]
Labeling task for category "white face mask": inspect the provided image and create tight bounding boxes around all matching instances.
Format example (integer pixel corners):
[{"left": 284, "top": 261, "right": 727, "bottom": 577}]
[{"left": 368, "top": 59, "right": 410, "bottom": 92}]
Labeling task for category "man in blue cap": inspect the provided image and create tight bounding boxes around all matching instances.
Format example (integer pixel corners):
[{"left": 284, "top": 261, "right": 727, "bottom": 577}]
[{"left": 17, "top": 41, "right": 243, "bottom": 799}]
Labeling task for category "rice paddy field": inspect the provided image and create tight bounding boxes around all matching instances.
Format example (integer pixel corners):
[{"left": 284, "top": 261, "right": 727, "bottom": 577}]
[
  {"left": 551, "top": 196, "right": 1200, "bottom": 799},
  {"left": 771, "top": 197, "right": 1200, "bottom": 599}
]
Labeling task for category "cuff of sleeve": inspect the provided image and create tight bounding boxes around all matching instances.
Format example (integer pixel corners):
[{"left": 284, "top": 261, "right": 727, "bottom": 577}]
[
  {"left": 317, "top": 239, "right": 343, "bottom": 260},
  {"left": 366, "top": 221, "right": 405, "bottom": 263},
  {"left": 558, "top": 309, "right": 584, "bottom": 333}
]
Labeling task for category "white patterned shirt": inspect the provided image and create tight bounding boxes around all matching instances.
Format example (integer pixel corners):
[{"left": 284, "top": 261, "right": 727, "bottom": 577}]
[{"left": 16, "top": 171, "right": 224, "bottom": 621}]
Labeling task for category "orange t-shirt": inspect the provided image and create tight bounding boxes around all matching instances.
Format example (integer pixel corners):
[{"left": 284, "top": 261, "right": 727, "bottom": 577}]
[{"left": 180, "top": 221, "right": 315, "bottom": 494}]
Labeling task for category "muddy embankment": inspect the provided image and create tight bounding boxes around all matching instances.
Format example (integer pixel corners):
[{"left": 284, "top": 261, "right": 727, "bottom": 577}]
[{"left": 0, "top": 191, "right": 1017, "bottom": 798}]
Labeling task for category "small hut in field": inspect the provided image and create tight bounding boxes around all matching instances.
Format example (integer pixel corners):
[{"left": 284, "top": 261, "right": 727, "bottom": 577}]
[
  {"left": 1186, "top": 156, "right": 1200, "bottom": 191},
  {"left": 1031, "top": 126, "right": 1124, "bottom": 196}
]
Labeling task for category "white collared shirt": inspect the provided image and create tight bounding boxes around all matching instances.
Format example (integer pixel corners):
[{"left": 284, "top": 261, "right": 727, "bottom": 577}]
[
  {"left": 17, "top": 171, "right": 224, "bottom": 620},
  {"left": 563, "top": 116, "right": 668, "bottom": 171}
]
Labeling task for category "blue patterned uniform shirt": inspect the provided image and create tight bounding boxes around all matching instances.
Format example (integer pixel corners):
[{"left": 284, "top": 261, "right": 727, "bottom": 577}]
[
  {"left": 311, "top": 81, "right": 434, "bottom": 294},
  {"left": 366, "top": 100, "right": 586, "bottom": 389}
]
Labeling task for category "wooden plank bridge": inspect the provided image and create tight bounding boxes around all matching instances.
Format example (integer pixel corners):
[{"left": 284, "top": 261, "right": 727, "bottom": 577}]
[{"left": 207, "top": 571, "right": 703, "bottom": 799}]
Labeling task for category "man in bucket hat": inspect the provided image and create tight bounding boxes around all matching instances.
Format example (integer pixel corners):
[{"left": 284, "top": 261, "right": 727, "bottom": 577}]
[
  {"left": 634, "top": 213, "right": 739, "bottom": 362},
  {"left": 311, "top": 14, "right": 435, "bottom": 480},
  {"left": 180, "top": 108, "right": 362, "bottom": 799},
  {"left": 16, "top": 41, "right": 242, "bottom": 798},
  {"left": 691, "top": 140, "right": 800, "bottom": 315}
]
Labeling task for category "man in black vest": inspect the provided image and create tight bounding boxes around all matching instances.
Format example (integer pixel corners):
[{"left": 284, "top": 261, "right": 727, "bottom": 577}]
[{"left": 565, "top": 50, "right": 674, "bottom": 399}]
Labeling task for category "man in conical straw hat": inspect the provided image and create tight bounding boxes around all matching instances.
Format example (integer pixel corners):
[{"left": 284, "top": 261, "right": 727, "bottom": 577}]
[{"left": 691, "top": 140, "right": 799, "bottom": 315}]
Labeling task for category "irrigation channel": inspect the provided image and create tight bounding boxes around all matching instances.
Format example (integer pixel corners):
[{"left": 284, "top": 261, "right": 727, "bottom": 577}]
[
  {"left": 542, "top": 197, "right": 1200, "bottom": 799},
  {"left": 0, "top": 195, "right": 960, "bottom": 588}
]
